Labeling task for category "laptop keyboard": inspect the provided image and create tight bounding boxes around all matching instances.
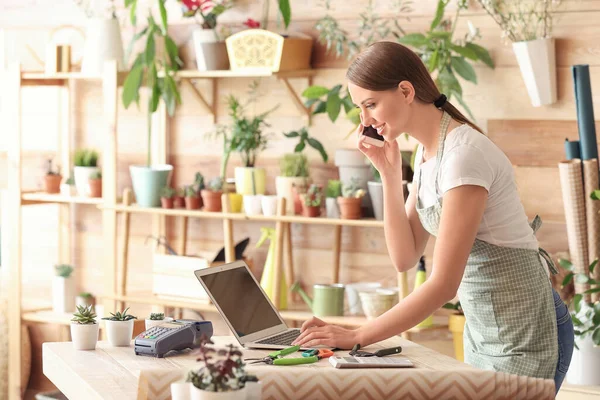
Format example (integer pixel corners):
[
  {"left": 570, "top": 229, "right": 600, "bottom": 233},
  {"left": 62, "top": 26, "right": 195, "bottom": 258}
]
[{"left": 256, "top": 329, "right": 301, "bottom": 346}]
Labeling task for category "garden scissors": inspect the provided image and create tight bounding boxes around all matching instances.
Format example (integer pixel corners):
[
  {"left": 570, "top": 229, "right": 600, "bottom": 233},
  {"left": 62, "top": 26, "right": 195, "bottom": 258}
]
[{"left": 244, "top": 345, "right": 331, "bottom": 366}]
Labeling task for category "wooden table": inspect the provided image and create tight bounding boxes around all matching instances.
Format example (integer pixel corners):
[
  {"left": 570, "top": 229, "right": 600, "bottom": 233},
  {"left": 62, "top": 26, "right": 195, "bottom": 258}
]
[{"left": 43, "top": 336, "right": 555, "bottom": 400}]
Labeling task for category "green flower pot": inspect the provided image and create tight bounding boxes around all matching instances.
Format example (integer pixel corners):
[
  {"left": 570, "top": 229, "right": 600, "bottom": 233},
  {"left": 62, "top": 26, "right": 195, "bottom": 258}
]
[{"left": 129, "top": 165, "right": 173, "bottom": 207}]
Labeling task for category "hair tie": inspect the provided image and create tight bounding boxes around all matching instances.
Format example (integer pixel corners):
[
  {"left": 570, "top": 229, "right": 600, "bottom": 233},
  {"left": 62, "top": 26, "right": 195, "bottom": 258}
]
[{"left": 434, "top": 94, "right": 447, "bottom": 108}]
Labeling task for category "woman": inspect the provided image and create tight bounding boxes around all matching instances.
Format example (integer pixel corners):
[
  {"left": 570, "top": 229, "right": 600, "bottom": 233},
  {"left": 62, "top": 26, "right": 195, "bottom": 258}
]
[{"left": 291, "top": 41, "right": 574, "bottom": 392}]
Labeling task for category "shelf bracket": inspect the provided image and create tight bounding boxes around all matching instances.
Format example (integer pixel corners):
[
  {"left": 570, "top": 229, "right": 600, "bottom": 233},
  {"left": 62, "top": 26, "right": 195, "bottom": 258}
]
[
  {"left": 278, "top": 76, "right": 313, "bottom": 126},
  {"left": 185, "top": 78, "right": 218, "bottom": 124}
]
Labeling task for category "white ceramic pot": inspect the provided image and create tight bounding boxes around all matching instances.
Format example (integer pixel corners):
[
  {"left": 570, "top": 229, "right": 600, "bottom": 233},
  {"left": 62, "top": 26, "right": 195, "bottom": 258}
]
[
  {"left": 192, "top": 28, "right": 229, "bottom": 71},
  {"left": 171, "top": 382, "right": 192, "bottom": 400},
  {"left": 567, "top": 334, "right": 600, "bottom": 385},
  {"left": 275, "top": 176, "right": 311, "bottom": 215},
  {"left": 70, "top": 323, "right": 99, "bottom": 350},
  {"left": 368, "top": 181, "right": 384, "bottom": 220},
  {"left": 189, "top": 386, "right": 247, "bottom": 400},
  {"left": 60, "top": 183, "right": 77, "bottom": 197},
  {"left": 243, "top": 195, "right": 263, "bottom": 216},
  {"left": 145, "top": 317, "right": 173, "bottom": 331},
  {"left": 261, "top": 195, "right": 278, "bottom": 217},
  {"left": 104, "top": 319, "right": 134, "bottom": 347},
  {"left": 52, "top": 276, "right": 75, "bottom": 313},
  {"left": 345, "top": 282, "right": 382, "bottom": 316},
  {"left": 81, "top": 18, "right": 125, "bottom": 74},
  {"left": 74, "top": 166, "right": 100, "bottom": 197},
  {"left": 335, "top": 149, "right": 372, "bottom": 215},
  {"left": 359, "top": 290, "right": 398, "bottom": 320},
  {"left": 325, "top": 197, "right": 340, "bottom": 219},
  {"left": 512, "top": 37, "right": 556, "bottom": 107}
]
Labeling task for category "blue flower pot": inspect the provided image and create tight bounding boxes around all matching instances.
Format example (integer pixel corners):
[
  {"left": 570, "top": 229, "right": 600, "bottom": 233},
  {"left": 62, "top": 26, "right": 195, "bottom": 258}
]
[{"left": 129, "top": 165, "right": 173, "bottom": 207}]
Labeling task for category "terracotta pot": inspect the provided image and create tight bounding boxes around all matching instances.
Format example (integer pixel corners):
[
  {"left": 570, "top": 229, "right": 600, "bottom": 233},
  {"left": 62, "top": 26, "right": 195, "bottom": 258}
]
[
  {"left": 303, "top": 205, "right": 321, "bottom": 218},
  {"left": 88, "top": 178, "right": 102, "bottom": 198},
  {"left": 161, "top": 197, "right": 174, "bottom": 209},
  {"left": 196, "top": 193, "right": 204, "bottom": 209},
  {"left": 173, "top": 196, "right": 185, "bottom": 208},
  {"left": 292, "top": 185, "right": 305, "bottom": 215},
  {"left": 337, "top": 197, "right": 362, "bottom": 219},
  {"left": 201, "top": 190, "right": 223, "bottom": 212},
  {"left": 185, "top": 196, "right": 201, "bottom": 210},
  {"left": 44, "top": 174, "right": 62, "bottom": 194}
]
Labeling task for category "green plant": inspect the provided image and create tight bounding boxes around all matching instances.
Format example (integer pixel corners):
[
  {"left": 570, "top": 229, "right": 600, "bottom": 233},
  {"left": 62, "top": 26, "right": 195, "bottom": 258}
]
[
  {"left": 476, "top": 0, "right": 563, "bottom": 42},
  {"left": 89, "top": 171, "right": 102, "bottom": 180},
  {"left": 55, "top": 264, "right": 74, "bottom": 278},
  {"left": 341, "top": 178, "right": 367, "bottom": 198},
  {"left": 280, "top": 153, "right": 309, "bottom": 178},
  {"left": 65, "top": 176, "right": 75, "bottom": 185},
  {"left": 282, "top": 127, "right": 328, "bottom": 163},
  {"left": 74, "top": 149, "right": 99, "bottom": 167},
  {"left": 302, "top": 84, "right": 360, "bottom": 134},
  {"left": 184, "top": 185, "right": 198, "bottom": 197},
  {"left": 442, "top": 300, "right": 463, "bottom": 315},
  {"left": 397, "top": 0, "right": 494, "bottom": 118},
  {"left": 304, "top": 184, "right": 323, "bottom": 207},
  {"left": 149, "top": 312, "right": 165, "bottom": 320},
  {"left": 326, "top": 179, "right": 342, "bottom": 198},
  {"left": 102, "top": 307, "right": 137, "bottom": 321},
  {"left": 260, "top": 0, "right": 292, "bottom": 30},
  {"left": 160, "top": 186, "right": 176, "bottom": 199},
  {"left": 207, "top": 177, "right": 224, "bottom": 192},
  {"left": 78, "top": 292, "right": 93, "bottom": 299},
  {"left": 194, "top": 172, "right": 205, "bottom": 192},
  {"left": 71, "top": 305, "right": 97, "bottom": 325},
  {"left": 370, "top": 163, "right": 381, "bottom": 183},
  {"left": 122, "top": 0, "right": 182, "bottom": 168},
  {"left": 46, "top": 159, "right": 61, "bottom": 176}
]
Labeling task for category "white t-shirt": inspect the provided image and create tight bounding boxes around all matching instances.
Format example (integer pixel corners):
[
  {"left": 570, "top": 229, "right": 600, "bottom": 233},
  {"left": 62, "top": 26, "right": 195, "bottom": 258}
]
[{"left": 413, "top": 124, "right": 540, "bottom": 251}]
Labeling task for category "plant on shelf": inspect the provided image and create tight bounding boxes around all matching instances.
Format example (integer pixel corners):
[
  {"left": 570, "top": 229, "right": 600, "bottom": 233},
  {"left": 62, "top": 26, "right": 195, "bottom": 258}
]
[
  {"left": 174, "top": 186, "right": 186, "bottom": 208},
  {"left": 368, "top": 162, "right": 384, "bottom": 220},
  {"left": 55, "top": 264, "right": 74, "bottom": 278},
  {"left": 280, "top": 154, "right": 309, "bottom": 178},
  {"left": 282, "top": 127, "right": 328, "bottom": 164},
  {"left": 443, "top": 300, "right": 465, "bottom": 361},
  {"left": 397, "top": 0, "right": 494, "bottom": 117},
  {"left": 53, "top": 263, "right": 76, "bottom": 314},
  {"left": 150, "top": 312, "right": 165, "bottom": 320},
  {"left": 75, "top": 292, "right": 96, "bottom": 309},
  {"left": 44, "top": 158, "right": 62, "bottom": 194},
  {"left": 184, "top": 185, "right": 201, "bottom": 210},
  {"left": 338, "top": 178, "right": 366, "bottom": 220},
  {"left": 73, "top": 149, "right": 100, "bottom": 197},
  {"left": 302, "top": 184, "right": 323, "bottom": 218},
  {"left": 201, "top": 177, "right": 224, "bottom": 212},
  {"left": 259, "top": 0, "right": 292, "bottom": 30},
  {"left": 179, "top": 0, "right": 233, "bottom": 34},
  {"left": 122, "top": 0, "right": 181, "bottom": 207},
  {"left": 88, "top": 170, "right": 102, "bottom": 198},
  {"left": 145, "top": 312, "right": 173, "bottom": 330},
  {"left": 325, "top": 179, "right": 342, "bottom": 219},
  {"left": 160, "top": 186, "right": 176, "bottom": 209},
  {"left": 71, "top": 305, "right": 99, "bottom": 350},
  {"left": 102, "top": 307, "right": 137, "bottom": 347},
  {"left": 74, "top": 149, "right": 99, "bottom": 168},
  {"left": 61, "top": 173, "right": 76, "bottom": 197},
  {"left": 302, "top": 84, "right": 360, "bottom": 137}
]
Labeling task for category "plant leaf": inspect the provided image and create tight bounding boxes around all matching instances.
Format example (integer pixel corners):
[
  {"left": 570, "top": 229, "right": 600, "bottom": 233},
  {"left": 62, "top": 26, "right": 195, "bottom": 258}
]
[
  {"left": 304, "top": 98, "right": 319, "bottom": 108},
  {"left": 591, "top": 190, "right": 600, "bottom": 200},
  {"left": 278, "top": 0, "right": 291, "bottom": 29},
  {"left": 330, "top": 84, "right": 342, "bottom": 96},
  {"left": 397, "top": 33, "right": 428, "bottom": 48},
  {"left": 307, "top": 137, "right": 328, "bottom": 163},
  {"left": 326, "top": 93, "right": 342, "bottom": 122},
  {"left": 451, "top": 57, "right": 477, "bottom": 83},
  {"left": 450, "top": 44, "right": 478, "bottom": 60},
  {"left": 574, "top": 294, "right": 583, "bottom": 314},
  {"left": 342, "top": 96, "right": 355, "bottom": 113},
  {"left": 346, "top": 107, "right": 361, "bottom": 125},
  {"left": 562, "top": 273, "right": 574, "bottom": 287},
  {"left": 129, "top": 0, "right": 138, "bottom": 26},
  {"left": 294, "top": 141, "right": 306, "bottom": 152},
  {"left": 313, "top": 101, "right": 327, "bottom": 115},
  {"left": 283, "top": 130, "right": 300, "bottom": 138},
  {"left": 428, "top": 49, "right": 439, "bottom": 72},
  {"left": 430, "top": 0, "right": 446, "bottom": 31},
  {"left": 591, "top": 259, "right": 599, "bottom": 274},
  {"left": 572, "top": 315, "right": 584, "bottom": 326},
  {"left": 465, "top": 42, "right": 494, "bottom": 68},
  {"left": 593, "top": 327, "right": 600, "bottom": 346},
  {"left": 164, "top": 36, "right": 182, "bottom": 68},
  {"left": 558, "top": 258, "right": 574, "bottom": 271},
  {"left": 585, "top": 287, "right": 600, "bottom": 294},
  {"left": 122, "top": 64, "right": 143, "bottom": 109},
  {"left": 302, "top": 86, "right": 330, "bottom": 99},
  {"left": 144, "top": 32, "right": 155, "bottom": 65},
  {"left": 158, "top": 0, "right": 168, "bottom": 35}
]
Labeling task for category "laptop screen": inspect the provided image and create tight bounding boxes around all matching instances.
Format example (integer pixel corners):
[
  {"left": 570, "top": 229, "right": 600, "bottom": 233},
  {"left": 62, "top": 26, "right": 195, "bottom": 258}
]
[{"left": 197, "top": 265, "right": 282, "bottom": 337}]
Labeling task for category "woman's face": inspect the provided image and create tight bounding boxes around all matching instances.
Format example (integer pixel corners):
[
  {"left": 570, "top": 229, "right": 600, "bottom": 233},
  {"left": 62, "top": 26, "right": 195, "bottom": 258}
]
[{"left": 347, "top": 81, "right": 414, "bottom": 142}]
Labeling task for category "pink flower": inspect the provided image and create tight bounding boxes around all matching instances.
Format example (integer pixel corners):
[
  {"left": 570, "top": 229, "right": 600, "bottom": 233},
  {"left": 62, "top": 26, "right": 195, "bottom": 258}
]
[
  {"left": 180, "top": 0, "right": 215, "bottom": 14},
  {"left": 243, "top": 18, "right": 261, "bottom": 29}
]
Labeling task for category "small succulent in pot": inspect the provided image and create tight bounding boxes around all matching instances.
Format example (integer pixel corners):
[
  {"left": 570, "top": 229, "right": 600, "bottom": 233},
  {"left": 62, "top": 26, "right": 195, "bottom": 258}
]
[
  {"left": 173, "top": 186, "right": 186, "bottom": 208},
  {"left": 302, "top": 184, "right": 323, "bottom": 218},
  {"left": 102, "top": 307, "right": 137, "bottom": 347},
  {"left": 338, "top": 178, "right": 366, "bottom": 220},
  {"left": 184, "top": 185, "right": 201, "bottom": 210},
  {"left": 145, "top": 312, "right": 173, "bottom": 330},
  {"left": 44, "top": 158, "right": 62, "bottom": 194},
  {"left": 201, "top": 177, "right": 224, "bottom": 212},
  {"left": 160, "top": 186, "right": 176, "bottom": 209},
  {"left": 88, "top": 170, "right": 102, "bottom": 198},
  {"left": 71, "top": 304, "right": 99, "bottom": 350}
]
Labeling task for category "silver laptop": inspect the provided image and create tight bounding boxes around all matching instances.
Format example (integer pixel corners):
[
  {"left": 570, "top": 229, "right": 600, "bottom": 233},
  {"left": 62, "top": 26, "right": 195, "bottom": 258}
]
[{"left": 194, "top": 260, "right": 303, "bottom": 350}]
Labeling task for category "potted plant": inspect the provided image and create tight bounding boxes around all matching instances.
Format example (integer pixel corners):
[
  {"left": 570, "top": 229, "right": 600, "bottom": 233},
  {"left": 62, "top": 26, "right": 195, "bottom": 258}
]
[
  {"left": 302, "top": 184, "right": 323, "bottom": 218},
  {"left": 122, "top": 0, "right": 180, "bottom": 207},
  {"left": 477, "top": 0, "right": 561, "bottom": 106},
  {"left": 102, "top": 307, "right": 137, "bottom": 347},
  {"left": 44, "top": 158, "right": 62, "bottom": 194},
  {"left": 184, "top": 185, "right": 201, "bottom": 210},
  {"left": 442, "top": 300, "right": 465, "bottom": 362},
  {"left": 179, "top": 0, "right": 232, "bottom": 71},
  {"left": 194, "top": 172, "right": 205, "bottom": 209},
  {"left": 73, "top": 149, "right": 100, "bottom": 197},
  {"left": 70, "top": 305, "right": 99, "bottom": 351},
  {"left": 75, "top": 292, "right": 96, "bottom": 310},
  {"left": 52, "top": 264, "right": 75, "bottom": 313},
  {"left": 368, "top": 163, "right": 383, "bottom": 221},
  {"left": 201, "top": 177, "right": 224, "bottom": 212},
  {"left": 174, "top": 187, "right": 186, "bottom": 208},
  {"left": 337, "top": 178, "right": 366, "bottom": 220},
  {"left": 88, "top": 170, "right": 102, "bottom": 198},
  {"left": 187, "top": 336, "right": 257, "bottom": 400},
  {"left": 325, "top": 179, "right": 342, "bottom": 219},
  {"left": 160, "top": 186, "right": 176, "bottom": 209},
  {"left": 145, "top": 312, "right": 173, "bottom": 331},
  {"left": 60, "top": 175, "right": 76, "bottom": 196}
]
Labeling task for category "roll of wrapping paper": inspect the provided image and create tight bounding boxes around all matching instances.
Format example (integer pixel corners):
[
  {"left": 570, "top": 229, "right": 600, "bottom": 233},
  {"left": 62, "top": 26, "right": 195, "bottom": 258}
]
[
  {"left": 572, "top": 65, "right": 598, "bottom": 160},
  {"left": 565, "top": 139, "right": 581, "bottom": 160},
  {"left": 559, "top": 159, "right": 589, "bottom": 297},
  {"left": 584, "top": 159, "right": 600, "bottom": 302}
]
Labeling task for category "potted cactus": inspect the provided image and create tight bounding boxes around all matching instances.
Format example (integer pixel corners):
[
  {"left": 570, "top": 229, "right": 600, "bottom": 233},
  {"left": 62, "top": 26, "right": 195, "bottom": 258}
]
[
  {"left": 201, "top": 177, "right": 224, "bottom": 212},
  {"left": 302, "top": 184, "right": 323, "bottom": 218},
  {"left": 337, "top": 178, "right": 367, "bottom": 220},
  {"left": 60, "top": 175, "right": 76, "bottom": 197},
  {"left": 73, "top": 148, "right": 100, "bottom": 197},
  {"left": 174, "top": 187, "right": 186, "bottom": 208},
  {"left": 194, "top": 172, "right": 206, "bottom": 209},
  {"left": 53, "top": 264, "right": 75, "bottom": 313},
  {"left": 145, "top": 312, "right": 173, "bottom": 331},
  {"left": 184, "top": 185, "right": 201, "bottom": 210},
  {"left": 88, "top": 170, "right": 102, "bottom": 198},
  {"left": 71, "top": 305, "right": 99, "bottom": 350},
  {"left": 325, "top": 179, "right": 342, "bottom": 219},
  {"left": 102, "top": 307, "right": 137, "bottom": 347},
  {"left": 44, "top": 158, "right": 62, "bottom": 194},
  {"left": 160, "top": 186, "right": 176, "bottom": 209}
]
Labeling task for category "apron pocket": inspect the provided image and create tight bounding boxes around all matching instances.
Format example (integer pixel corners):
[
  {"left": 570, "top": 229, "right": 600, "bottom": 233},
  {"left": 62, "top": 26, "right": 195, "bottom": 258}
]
[{"left": 461, "top": 292, "right": 503, "bottom": 356}]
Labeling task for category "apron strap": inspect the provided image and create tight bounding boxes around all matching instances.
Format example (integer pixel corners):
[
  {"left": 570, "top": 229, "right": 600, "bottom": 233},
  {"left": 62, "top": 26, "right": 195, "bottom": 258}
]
[
  {"left": 539, "top": 247, "right": 559, "bottom": 275},
  {"left": 529, "top": 214, "right": 542, "bottom": 234}
]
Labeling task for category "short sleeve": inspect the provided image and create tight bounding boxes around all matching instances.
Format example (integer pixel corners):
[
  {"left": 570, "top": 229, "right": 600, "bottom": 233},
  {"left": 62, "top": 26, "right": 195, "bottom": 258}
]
[{"left": 439, "top": 144, "right": 494, "bottom": 194}]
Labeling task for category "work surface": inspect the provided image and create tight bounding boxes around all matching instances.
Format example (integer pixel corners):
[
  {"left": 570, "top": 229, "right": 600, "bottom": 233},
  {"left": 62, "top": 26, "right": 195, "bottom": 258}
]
[{"left": 43, "top": 336, "right": 555, "bottom": 400}]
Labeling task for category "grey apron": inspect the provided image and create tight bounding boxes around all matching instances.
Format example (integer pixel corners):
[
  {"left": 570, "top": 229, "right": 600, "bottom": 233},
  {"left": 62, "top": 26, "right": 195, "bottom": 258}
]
[{"left": 415, "top": 112, "right": 559, "bottom": 379}]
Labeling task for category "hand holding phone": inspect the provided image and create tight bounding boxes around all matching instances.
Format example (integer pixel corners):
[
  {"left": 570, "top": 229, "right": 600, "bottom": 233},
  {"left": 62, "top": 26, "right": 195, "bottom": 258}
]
[{"left": 361, "top": 125, "right": 385, "bottom": 148}]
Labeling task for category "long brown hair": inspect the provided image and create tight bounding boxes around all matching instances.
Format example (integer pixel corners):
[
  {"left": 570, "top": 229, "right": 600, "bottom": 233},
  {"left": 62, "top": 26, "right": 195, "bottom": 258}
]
[{"left": 346, "top": 41, "right": 484, "bottom": 134}]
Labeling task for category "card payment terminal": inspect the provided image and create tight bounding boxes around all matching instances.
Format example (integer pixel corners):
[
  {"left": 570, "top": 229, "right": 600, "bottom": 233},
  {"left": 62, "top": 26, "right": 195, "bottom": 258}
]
[{"left": 134, "top": 320, "right": 214, "bottom": 358}]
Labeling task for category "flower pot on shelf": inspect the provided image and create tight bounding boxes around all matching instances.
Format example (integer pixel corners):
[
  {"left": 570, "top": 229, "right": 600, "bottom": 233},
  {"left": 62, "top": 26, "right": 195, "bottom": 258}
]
[
  {"left": 74, "top": 166, "right": 100, "bottom": 197},
  {"left": 335, "top": 149, "right": 373, "bottom": 216},
  {"left": 129, "top": 165, "right": 173, "bottom": 208},
  {"left": 189, "top": 386, "right": 247, "bottom": 400},
  {"left": 174, "top": 195, "right": 185, "bottom": 208},
  {"left": 192, "top": 28, "right": 230, "bottom": 71},
  {"left": 337, "top": 197, "right": 362, "bottom": 220},
  {"left": 234, "top": 167, "right": 266, "bottom": 195},
  {"left": 512, "top": 37, "right": 557, "bottom": 107},
  {"left": 70, "top": 323, "right": 99, "bottom": 351},
  {"left": 228, "top": 193, "right": 243, "bottom": 213},
  {"left": 144, "top": 317, "right": 173, "bottom": 331},
  {"left": 44, "top": 175, "right": 62, "bottom": 194},
  {"left": 303, "top": 205, "right": 320, "bottom": 218},
  {"left": 325, "top": 197, "right": 340, "bottom": 219},
  {"left": 243, "top": 195, "right": 263, "bottom": 216},
  {"left": 185, "top": 196, "right": 201, "bottom": 210},
  {"left": 275, "top": 176, "right": 310, "bottom": 215},
  {"left": 104, "top": 319, "right": 134, "bottom": 347},
  {"left": 448, "top": 314, "right": 465, "bottom": 362},
  {"left": 368, "top": 181, "right": 384, "bottom": 220},
  {"left": 161, "top": 197, "right": 174, "bottom": 209},
  {"left": 60, "top": 182, "right": 77, "bottom": 197},
  {"left": 261, "top": 195, "right": 278, "bottom": 217},
  {"left": 200, "top": 190, "right": 223, "bottom": 212},
  {"left": 52, "top": 276, "right": 75, "bottom": 313},
  {"left": 81, "top": 17, "right": 125, "bottom": 75},
  {"left": 88, "top": 178, "right": 102, "bottom": 198}
]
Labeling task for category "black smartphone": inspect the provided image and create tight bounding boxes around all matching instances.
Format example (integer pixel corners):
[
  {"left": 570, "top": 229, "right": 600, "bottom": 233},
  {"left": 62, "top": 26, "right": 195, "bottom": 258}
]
[{"left": 362, "top": 125, "right": 385, "bottom": 147}]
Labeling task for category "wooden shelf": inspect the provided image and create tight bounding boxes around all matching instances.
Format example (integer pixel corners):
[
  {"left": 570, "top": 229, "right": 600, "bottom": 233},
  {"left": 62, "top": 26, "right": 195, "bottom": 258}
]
[
  {"left": 22, "top": 310, "right": 74, "bottom": 325},
  {"left": 22, "top": 192, "right": 104, "bottom": 205},
  {"left": 100, "top": 203, "right": 385, "bottom": 228},
  {"left": 174, "top": 68, "right": 317, "bottom": 79}
]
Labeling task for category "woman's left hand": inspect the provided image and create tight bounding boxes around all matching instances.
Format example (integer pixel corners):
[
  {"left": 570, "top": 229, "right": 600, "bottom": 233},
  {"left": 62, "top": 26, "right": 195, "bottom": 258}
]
[{"left": 291, "top": 317, "right": 360, "bottom": 349}]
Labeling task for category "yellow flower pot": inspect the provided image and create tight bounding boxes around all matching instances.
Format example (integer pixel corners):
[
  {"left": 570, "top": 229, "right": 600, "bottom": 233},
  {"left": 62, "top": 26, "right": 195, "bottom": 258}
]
[
  {"left": 234, "top": 167, "right": 266, "bottom": 195},
  {"left": 228, "top": 193, "right": 243, "bottom": 213},
  {"left": 449, "top": 313, "right": 466, "bottom": 362}
]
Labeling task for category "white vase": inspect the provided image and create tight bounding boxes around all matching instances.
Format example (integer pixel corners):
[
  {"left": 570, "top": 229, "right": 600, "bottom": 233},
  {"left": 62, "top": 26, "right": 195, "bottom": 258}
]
[
  {"left": 243, "top": 195, "right": 263, "bottom": 216},
  {"left": 81, "top": 18, "right": 125, "bottom": 74},
  {"left": 325, "top": 197, "right": 340, "bottom": 219},
  {"left": 345, "top": 282, "right": 381, "bottom": 315},
  {"left": 261, "top": 195, "right": 278, "bottom": 216},
  {"left": 70, "top": 323, "right": 99, "bottom": 350},
  {"left": 171, "top": 382, "right": 192, "bottom": 400},
  {"left": 192, "top": 28, "right": 229, "bottom": 71},
  {"left": 275, "top": 176, "right": 311, "bottom": 215},
  {"left": 74, "top": 166, "right": 100, "bottom": 197},
  {"left": 52, "top": 276, "right": 75, "bottom": 313},
  {"left": 368, "top": 181, "right": 384, "bottom": 220},
  {"left": 60, "top": 183, "right": 77, "bottom": 197},
  {"left": 189, "top": 386, "right": 247, "bottom": 400},
  {"left": 145, "top": 317, "right": 173, "bottom": 331},
  {"left": 566, "top": 334, "right": 600, "bottom": 385},
  {"left": 104, "top": 319, "right": 134, "bottom": 347},
  {"left": 512, "top": 37, "right": 557, "bottom": 107}
]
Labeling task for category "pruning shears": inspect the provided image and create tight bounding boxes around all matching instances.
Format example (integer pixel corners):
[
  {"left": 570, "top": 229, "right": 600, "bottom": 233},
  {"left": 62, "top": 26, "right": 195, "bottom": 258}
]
[{"left": 244, "top": 345, "right": 328, "bottom": 366}]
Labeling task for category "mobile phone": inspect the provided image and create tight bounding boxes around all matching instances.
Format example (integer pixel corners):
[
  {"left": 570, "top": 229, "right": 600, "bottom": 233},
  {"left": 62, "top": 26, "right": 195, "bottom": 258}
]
[
  {"left": 361, "top": 125, "right": 385, "bottom": 147},
  {"left": 329, "top": 356, "right": 413, "bottom": 369}
]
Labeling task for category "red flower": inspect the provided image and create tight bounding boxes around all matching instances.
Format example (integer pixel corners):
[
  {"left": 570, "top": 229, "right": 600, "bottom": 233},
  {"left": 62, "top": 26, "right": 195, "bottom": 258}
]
[
  {"left": 180, "top": 0, "right": 199, "bottom": 12},
  {"left": 243, "top": 18, "right": 261, "bottom": 29},
  {"left": 180, "top": 0, "right": 215, "bottom": 14}
]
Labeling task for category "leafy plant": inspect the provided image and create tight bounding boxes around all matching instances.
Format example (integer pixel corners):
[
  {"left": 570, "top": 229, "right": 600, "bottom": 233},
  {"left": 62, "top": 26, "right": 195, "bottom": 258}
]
[
  {"left": 397, "top": 0, "right": 494, "bottom": 118},
  {"left": 55, "top": 264, "right": 74, "bottom": 278},
  {"left": 260, "top": 0, "right": 292, "bottom": 30},
  {"left": 46, "top": 159, "right": 61, "bottom": 176},
  {"left": 207, "top": 177, "right": 224, "bottom": 192},
  {"left": 102, "top": 307, "right": 137, "bottom": 321},
  {"left": 122, "top": 0, "right": 182, "bottom": 168},
  {"left": 194, "top": 172, "right": 205, "bottom": 192},
  {"left": 341, "top": 178, "right": 367, "bottom": 199},
  {"left": 282, "top": 127, "right": 328, "bottom": 163},
  {"left": 326, "top": 179, "right": 342, "bottom": 198},
  {"left": 302, "top": 84, "right": 360, "bottom": 137},
  {"left": 280, "top": 153, "right": 309, "bottom": 178},
  {"left": 71, "top": 305, "right": 97, "bottom": 325},
  {"left": 178, "top": 0, "right": 233, "bottom": 35},
  {"left": 442, "top": 300, "right": 463, "bottom": 315},
  {"left": 89, "top": 171, "right": 102, "bottom": 180},
  {"left": 74, "top": 149, "right": 99, "bottom": 167},
  {"left": 65, "top": 176, "right": 75, "bottom": 185},
  {"left": 184, "top": 185, "right": 198, "bottom": 197},
  {"left": 160, "top": 186, "right": 176, "bottom": 199},
  {"left": 149, "top": 312, "right": 165, "bottom": 320},
  {"left": 78, "top": 292, "right": 93, "bottom": 299},
  {"left": 304, "top": 184, "right": 323, "bottom": 207}
]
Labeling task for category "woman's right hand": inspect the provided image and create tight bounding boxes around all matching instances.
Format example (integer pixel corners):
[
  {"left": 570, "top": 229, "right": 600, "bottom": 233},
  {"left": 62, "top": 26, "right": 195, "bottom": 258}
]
[{"left": 356, "top": 124, "right": 403, "bottom": 180}]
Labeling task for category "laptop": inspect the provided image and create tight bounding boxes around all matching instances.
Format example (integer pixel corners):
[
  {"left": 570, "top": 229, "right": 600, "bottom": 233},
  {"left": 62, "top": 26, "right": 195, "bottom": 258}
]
[{"left": 194, "top": 260, "right": 304, "bottom": 350}]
